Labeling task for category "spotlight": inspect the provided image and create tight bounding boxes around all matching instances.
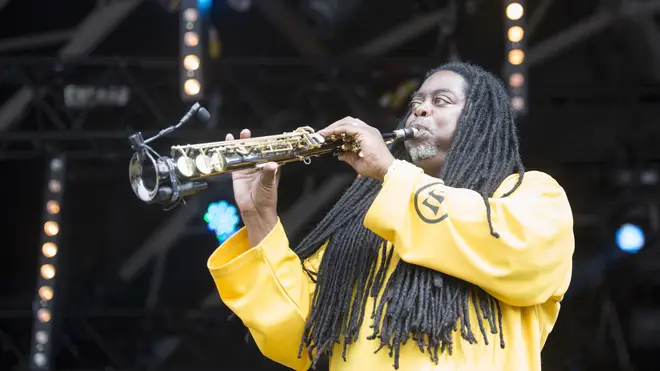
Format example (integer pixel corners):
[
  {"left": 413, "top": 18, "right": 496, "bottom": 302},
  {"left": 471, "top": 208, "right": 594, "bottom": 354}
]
[
  {"left": 42, "top": 242, "right": 57, "bottom": 258},
  {"left": 180, "top": 0, "right": 204, "bottom": 101},
  {"left": 40, "top": 264, "right": 55, "bottom": 280},
  {"left": 506, "top": 3, "right": 524, "bottom": 20},
  {"left": 44, "top": 221, "right": 59, "bottom": 236},
  {"left": 204, "top": 201, "right": 241, "bottom": 243},
  {"left": 184, "top": 79, "right": 201, "bottom": 95},
  {"left": 503, "top": 0, "right": 527, "bottom": 115},
  {"left": 616, "top": 223, "right": 645, "bottom": 253},
  {"left": 48, "top": 180, "right": 61, "bottom": 193},
  {"left": 183, "top": 55, "right": 200, "bottom": 71},
  {"left": 508, "top": 49, "right": 525, "bottom": 65},
  {"left": 507, "top": 26, "right": 524, "bottom": 42},
  {"left": 198, "top": 0, "right": 212, "bottom": 13},
  {"left": 184, "top": 31, "right": 199, "bottom": 47},
  {"left": 38, "top": 286, "right": 54, "bottom": 301},
  {"left": 37, "top": 309, "right": 51, "bottom": 323},
  {"left": 46, "top": 201, "right": 60, "bottom": 215}
]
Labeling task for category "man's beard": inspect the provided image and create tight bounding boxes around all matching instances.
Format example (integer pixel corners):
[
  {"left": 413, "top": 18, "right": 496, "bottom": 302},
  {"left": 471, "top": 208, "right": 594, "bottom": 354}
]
[{"left": 405, "top": 141, "right": 439, "bottom": 162}]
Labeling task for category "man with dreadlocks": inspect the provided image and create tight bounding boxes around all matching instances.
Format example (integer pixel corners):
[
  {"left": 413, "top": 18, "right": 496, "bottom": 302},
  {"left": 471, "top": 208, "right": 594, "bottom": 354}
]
[{"left": 207, "top": 62, "right": 574, "bottom": 371}]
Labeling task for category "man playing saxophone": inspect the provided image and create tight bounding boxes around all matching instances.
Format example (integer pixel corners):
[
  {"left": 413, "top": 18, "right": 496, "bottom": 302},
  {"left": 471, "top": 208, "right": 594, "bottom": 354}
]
[{"left": 206, "top": 62, "right": 575, "bottom": 370}]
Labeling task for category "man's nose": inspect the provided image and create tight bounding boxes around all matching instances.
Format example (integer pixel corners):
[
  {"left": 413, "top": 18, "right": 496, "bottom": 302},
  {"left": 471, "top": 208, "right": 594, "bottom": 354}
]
[{"left": 414, "top": 102, "right": 430, "bottom": 117}]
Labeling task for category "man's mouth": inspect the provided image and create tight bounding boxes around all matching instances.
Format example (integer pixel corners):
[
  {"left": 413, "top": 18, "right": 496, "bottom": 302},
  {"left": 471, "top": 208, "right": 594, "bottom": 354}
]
[
  {"left": 407, "top": 122, "right": 430, "bottom": 140},
  {"left": 408, "top": 118, "right": 431, "bottom": 132}
]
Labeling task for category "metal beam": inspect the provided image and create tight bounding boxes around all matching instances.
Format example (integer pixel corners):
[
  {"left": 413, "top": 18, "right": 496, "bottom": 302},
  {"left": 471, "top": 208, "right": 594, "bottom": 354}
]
[
  {"left": 0, "top": 0, "right": 11, "bottom": 14},
  {"left": 527, "top": 0, "right": 660, "bottom": 67},
  {"left": 252, "top": 0, "right": 328, "bottom": 57},
  {"left": 620, "top": 0, "right": 660, "bottom": 80},
  {"left": 349, "top": 10, "right": 447, "bottom": 56},
  {"left": 0, "top": 0, "right": 143, "bottom": 134},
  {"left": 525, "top": 0, "right": 553, "bottom": 41},
  {"left": 0, "top": 29, "right": 74, "bottom": 53},
  {"left": 118, "top": 195, "right": 204, "bottom": 283}
]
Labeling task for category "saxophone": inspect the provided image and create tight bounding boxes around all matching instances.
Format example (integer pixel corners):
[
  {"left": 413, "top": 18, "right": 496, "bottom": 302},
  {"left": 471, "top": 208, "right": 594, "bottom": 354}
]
[{"left": 128, "top": 104, "right": 417, "bottom": 206}]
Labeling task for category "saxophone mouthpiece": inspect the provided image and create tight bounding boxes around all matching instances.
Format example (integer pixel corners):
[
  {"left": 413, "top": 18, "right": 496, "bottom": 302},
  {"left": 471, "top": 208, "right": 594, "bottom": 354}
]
[{"left": 389, "top": 127, "right": 417, "bottom": 140}]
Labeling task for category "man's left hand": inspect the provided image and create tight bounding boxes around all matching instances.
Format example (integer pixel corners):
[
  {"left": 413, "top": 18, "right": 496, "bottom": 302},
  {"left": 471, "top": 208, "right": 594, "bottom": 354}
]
[{"left": 318, "top": 117, "right": 395, "bottom": 182}]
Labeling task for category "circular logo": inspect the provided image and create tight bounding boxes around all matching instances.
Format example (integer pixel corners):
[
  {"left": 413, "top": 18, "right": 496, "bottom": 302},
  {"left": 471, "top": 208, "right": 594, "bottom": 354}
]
[{"left": 413, "top": 182, "right": 448, "bottom": 224}]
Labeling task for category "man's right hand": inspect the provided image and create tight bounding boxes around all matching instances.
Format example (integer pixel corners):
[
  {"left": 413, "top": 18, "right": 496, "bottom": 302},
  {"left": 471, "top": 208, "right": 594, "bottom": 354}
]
[{"left": 226, "top": 129, "right": 280, "bottom": 247}]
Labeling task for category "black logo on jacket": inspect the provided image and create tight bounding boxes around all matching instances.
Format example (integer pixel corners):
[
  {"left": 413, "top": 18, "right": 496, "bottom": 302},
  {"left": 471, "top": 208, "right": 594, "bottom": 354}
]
[{"left": 414, "top": 182, "right": 448, "bottom": 224}]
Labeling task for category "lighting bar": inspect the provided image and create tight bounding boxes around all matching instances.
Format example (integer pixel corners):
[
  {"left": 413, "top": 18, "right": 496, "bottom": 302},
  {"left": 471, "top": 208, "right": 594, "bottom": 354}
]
[
  {"left": 504, "top": 0, "right": 527, "bottom": 115},
  {"left": 180, "top": 0, "right": 204, "bottom": 101},
  {"left": 28, "top": 155, "right": 66, "bottom": 371}
]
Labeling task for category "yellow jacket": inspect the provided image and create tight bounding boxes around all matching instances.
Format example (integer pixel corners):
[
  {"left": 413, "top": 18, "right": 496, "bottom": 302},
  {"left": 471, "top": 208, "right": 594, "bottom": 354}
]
[{"left": 208, "top": 160, "right": 574, "bottom": 371}]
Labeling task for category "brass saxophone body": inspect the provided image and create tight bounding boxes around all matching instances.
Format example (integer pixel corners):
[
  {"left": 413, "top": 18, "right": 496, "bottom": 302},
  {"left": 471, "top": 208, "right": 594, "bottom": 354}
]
[
  {"left": 129, "top": 117, "right": 416, "bottom": 206},
  {"left": 170, "top": 126, "right": 362, "bottom": 179}
]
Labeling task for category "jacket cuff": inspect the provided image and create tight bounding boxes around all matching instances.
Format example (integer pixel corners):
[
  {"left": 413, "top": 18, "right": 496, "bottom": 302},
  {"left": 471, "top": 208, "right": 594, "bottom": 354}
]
[{"left": 207, "top": 218, "right": 289, "bottom": 277}]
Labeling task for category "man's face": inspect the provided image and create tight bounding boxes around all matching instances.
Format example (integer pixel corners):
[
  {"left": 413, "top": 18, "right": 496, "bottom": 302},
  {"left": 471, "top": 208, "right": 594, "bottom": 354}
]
[{"left": 404, "top": 70, "right": 467, "bottom": 176}]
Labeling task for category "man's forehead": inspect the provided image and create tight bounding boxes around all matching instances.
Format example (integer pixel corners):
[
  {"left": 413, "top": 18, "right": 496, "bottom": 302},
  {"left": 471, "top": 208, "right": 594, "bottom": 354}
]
[{"left": 419, "top": 70, "right": 465, "bottom": 92}]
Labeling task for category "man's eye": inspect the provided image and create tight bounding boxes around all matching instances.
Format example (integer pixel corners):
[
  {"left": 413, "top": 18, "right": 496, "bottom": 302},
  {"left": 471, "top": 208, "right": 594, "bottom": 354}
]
[
  {"left": 410, "top": 101, "right": 421, "bottom": 108},
  {"left": 434, "top": 97, "right": 449, "bottom": 105}
]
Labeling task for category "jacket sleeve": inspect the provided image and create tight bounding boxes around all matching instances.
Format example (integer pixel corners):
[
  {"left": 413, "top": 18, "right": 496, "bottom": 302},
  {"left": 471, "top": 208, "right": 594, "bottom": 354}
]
[
  {"left": 207, "top": 219, "right": 325, "bottom": 370},
  {"left": 363, "top": 160, "right": 575, "bottom": 307}
]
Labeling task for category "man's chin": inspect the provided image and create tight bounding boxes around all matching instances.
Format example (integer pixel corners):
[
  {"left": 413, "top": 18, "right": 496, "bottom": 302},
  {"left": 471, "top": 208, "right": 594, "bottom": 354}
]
[{"left": 406, "top": 144, "right": 438, "bottom": 163}]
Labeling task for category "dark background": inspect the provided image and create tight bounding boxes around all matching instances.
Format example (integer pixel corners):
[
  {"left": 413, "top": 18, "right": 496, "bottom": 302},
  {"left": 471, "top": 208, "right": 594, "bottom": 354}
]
[{"left": 1, "top": 0, "right": 660, "bottom": 370}]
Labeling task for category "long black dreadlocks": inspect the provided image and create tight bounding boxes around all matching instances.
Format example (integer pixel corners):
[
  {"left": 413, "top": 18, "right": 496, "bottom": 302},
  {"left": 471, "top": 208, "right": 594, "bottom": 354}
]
[{"left": 292, "top": 62, "right": 526, "bottom": 369}]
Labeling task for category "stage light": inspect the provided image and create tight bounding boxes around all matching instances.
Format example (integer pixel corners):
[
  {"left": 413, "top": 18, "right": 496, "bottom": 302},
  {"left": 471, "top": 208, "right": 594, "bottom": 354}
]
[
  {"left": 509, "top": 73, "right": 524, "bottom": 88},
  {"left": 198, "top": 0, "right": 212, "bottom": 13},
  {"left": 30, "top": 155, "right": 65, "bottom": 371},
  {"left": 38, "top": 286, "right": 54, "bottom": 301},
  {"left": 184, "top": 79, "right": 201, "bottom": 95},
  {"left": 616, "top": 223, "right": 645, "bottom": 253},
  {"left": 511, "top": 96, "right": 525, "bottom": 112},
  {"left": 37, "top": 309, "right": 51, "bottom": 323},
  {"left": 183, "top": 7, "right": 198, "bottom": 22},
  {"left": 35, "top": 331, "right": 48, "bottom": 344},
  {"left": 40, "top": 264, "right": 55, "bottom": 280},
  {"left": 48, "top": 180, "right": 61, "bottom": 193},
  {"left": 180, "top": 0, "right": 204, "bottom": 101},
  {"left": 508, "top": 26, "right": 524, "bottom": 42},
  {"left": 503, "top": 0, "right": 527, "bottom": 115},
  {"left": 204, "top": 201, "right": 241, "bottom": 243},
  {"left": 183, "top": 55, "right": 200, "bottom": 71},
  {"left": 42, "top": 242, "right": 57, "bottom": 258},
  {"left": 508, "top": 49, "right": 525, "bottom": 65},
  {"left": 184, "top": 31, "right": 199, "bottom": 47},
  {"left": 506, "top": 3, "right": 523, "bottom": 20},
  {"left": 33, "top": 353, "right": 47, "bottom": 367},
  {"left": 46, "top": 201, "right": 60, "bottom": 215},
  {"left": 44, "top": 221, "right": 59, "bottom": 236}
]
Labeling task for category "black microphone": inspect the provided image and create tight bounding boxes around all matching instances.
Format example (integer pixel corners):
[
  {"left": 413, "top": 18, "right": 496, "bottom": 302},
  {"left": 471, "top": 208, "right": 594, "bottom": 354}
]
[{"left": 144, "top": 103, "right": 211, "bottom": 144}]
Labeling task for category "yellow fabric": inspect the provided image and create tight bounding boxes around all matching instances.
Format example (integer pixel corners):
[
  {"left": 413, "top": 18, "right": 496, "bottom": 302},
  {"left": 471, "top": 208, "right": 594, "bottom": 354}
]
[{"left": 207, "top": 160, "right": 574, "bottom": 371}]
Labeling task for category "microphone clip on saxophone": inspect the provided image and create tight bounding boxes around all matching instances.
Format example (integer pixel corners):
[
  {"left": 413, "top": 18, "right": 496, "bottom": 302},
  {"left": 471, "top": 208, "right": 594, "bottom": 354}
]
[{"left": 128, "top": 102, "right": 212, "bottom": 209}]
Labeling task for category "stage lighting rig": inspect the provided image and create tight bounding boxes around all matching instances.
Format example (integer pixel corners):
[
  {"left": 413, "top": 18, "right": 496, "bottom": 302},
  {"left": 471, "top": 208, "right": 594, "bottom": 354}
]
[
  {"left": 180, "top": 0, "right": 205, "bottom": 101},
  {"left": 503, "top": 1, "right": 527, "bottom": 115},
  {"left": 28, "top": 155, "right": 66, "bottom": 371}
]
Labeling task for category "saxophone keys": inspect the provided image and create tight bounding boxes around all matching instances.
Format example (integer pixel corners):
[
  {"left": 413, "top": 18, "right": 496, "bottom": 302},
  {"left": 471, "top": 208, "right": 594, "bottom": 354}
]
[
  {"left": 195, "top": 154, "right": 213, "bottom": 175},
  {"left": 176, "top": 156, "right": 196, "bottom": 177},
  {"left": 210, "top": 153, "right": 228, "bottom": 172},
  {"left": 235, "top": 146, "right": 249, "bottom": 156}
]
